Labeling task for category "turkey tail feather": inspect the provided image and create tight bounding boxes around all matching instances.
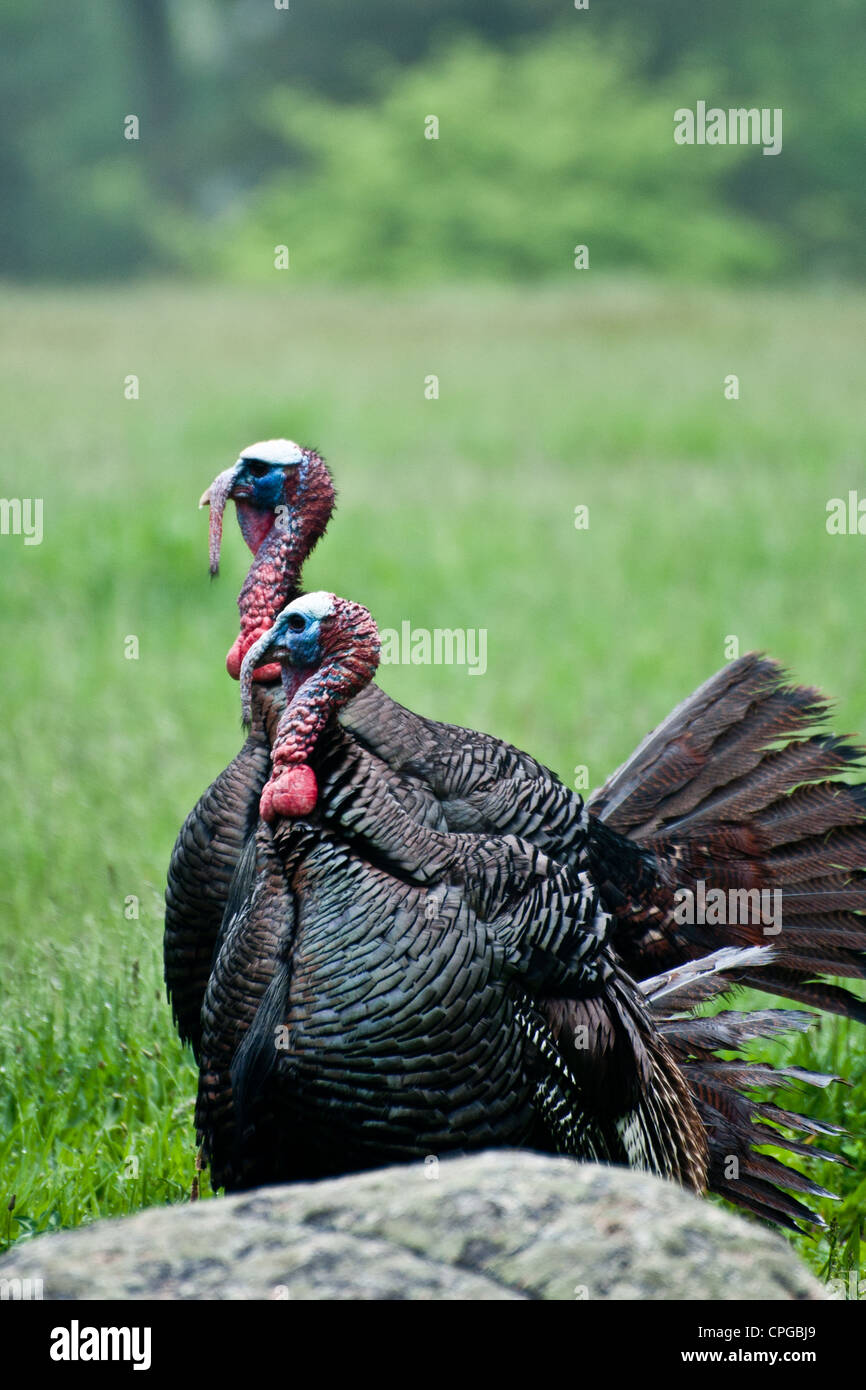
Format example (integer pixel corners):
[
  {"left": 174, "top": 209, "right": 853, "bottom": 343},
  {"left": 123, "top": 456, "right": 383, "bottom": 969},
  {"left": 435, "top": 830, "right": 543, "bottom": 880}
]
[
  {"left": 588, "top": 653, "right": 866, "bottom": 1020},
  {"left": 641, "top": 947, "right": 848, "bottom": 1229}
]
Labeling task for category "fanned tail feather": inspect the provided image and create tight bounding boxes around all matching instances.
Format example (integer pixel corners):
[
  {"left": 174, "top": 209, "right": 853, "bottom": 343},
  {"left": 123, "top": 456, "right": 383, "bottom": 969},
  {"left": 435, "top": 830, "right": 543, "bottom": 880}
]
[
  {"left": 588, "top": 653, "right": 866, "bottom": 1022},
  {"left": 640, "top": 946, "right": 848, "bottom": 1229}
]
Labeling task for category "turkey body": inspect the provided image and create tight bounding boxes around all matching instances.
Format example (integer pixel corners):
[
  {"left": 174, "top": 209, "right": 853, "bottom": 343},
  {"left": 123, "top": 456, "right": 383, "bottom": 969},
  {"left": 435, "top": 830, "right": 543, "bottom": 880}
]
[
  {"left": 195, "top": 719, "right": 706, "bottom": 1194},
  {"left": 169, "top": 653, "right": 866, "bottom": 1063},
  {"left": 165, "top": 689, "right": 278, "bottom": 1058},
  {"left": 166, "top": 674, "right": 590, "bottom": 1059},
  {"left": 165, "top": 444, "right": 866, "bottom": 1224},
  {"left": 169, "top": 652, "right": 866, "bottom": 1224},
  {"left": 199, "top": 823, "right": 541, "bottom": 1187}
]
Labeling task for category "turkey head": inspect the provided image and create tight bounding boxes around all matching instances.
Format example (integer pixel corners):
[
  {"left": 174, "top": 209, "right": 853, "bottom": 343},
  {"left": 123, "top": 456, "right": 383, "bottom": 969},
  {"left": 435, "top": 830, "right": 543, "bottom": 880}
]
[
  {"left": 240, "top": 591, "right": 380, "bottom": 821},
  {"left": 199, "top": 439, "right": 336, "bottom": 682}
]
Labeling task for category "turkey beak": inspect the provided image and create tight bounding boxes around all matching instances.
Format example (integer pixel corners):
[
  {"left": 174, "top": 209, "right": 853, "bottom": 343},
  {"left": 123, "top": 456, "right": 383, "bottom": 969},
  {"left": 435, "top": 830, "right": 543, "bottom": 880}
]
[
  {"left": 201, "top": 463, "right": 242, "bottom": 577},
  {"left": 240, "top": 625, "right": 282, "bottom": 725}
]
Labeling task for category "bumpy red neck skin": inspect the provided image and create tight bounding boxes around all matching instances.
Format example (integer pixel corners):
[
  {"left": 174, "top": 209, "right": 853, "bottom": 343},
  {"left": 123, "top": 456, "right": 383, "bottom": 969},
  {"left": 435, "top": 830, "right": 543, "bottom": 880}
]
[
  {"left": 259, "top": 600, "right": 380, "bottom": 821},
  {"left": 226, "top": 454, "right": 335, "bottom": 682},
  {"left": 226, "top": 525, "right": 304, "bottom": 682}
]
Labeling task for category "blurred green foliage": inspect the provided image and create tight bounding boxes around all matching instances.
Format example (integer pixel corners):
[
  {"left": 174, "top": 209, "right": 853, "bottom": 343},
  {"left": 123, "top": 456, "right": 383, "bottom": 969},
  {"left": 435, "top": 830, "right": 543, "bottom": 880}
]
[
  {"left": 212, "top": 35, "right": 778, "bottom": 284},
  {"left": 1, "top": 1, "right": 864, "bottom": 282}
]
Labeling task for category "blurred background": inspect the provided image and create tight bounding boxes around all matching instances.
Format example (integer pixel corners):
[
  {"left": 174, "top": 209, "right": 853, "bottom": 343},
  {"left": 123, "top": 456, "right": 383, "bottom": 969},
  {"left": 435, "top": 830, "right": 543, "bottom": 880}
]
[
  {"left": 3, "top": 0, "right": 865, "bottom": 282},
  {"left": 1, "top": 2, "right": 865, "bottom": 1283}
]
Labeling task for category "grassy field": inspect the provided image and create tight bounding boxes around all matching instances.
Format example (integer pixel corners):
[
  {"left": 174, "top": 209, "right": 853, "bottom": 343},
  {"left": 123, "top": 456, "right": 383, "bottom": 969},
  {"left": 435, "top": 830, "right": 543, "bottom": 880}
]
[{"left": 1, "top": 278, "right": 865, "bottom": 1287}]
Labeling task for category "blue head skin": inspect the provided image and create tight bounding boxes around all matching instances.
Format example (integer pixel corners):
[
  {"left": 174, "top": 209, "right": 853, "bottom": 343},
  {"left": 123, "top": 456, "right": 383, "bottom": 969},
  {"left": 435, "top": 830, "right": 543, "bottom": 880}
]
[
  {"left": 239, "top": 591, "right": 380, "bottom": 820},
  {"left": 232, "top": 457, "right": 289, "bottom": 509},
  {"left": 240, "top": 592, "right": 337, "bottom": 724},
  {"left": 201, "top": 439, "right": 337, "bottom": 680},
  {"left": 201, "top": 438, "right": 337, "bottom": 577},
  {"left": 201, "top": 440, "right": 305, "bottom": 575}
]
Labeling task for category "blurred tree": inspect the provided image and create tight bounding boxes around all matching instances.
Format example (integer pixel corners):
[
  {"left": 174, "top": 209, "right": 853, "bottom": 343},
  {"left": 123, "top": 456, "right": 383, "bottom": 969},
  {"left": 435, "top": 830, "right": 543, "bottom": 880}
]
[
  {"left": 206, "top": 32, "right": 782, "bottom": 284},
  {"left": 128, "top": 0, "right": 183, "bottom": 200},
  {"left": 0, "top": 0, "right": 862, "bottom": 281}
]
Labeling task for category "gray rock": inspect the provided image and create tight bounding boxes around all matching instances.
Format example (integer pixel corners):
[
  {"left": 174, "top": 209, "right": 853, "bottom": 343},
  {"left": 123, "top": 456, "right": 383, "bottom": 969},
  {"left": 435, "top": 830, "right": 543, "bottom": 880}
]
[{"left": 0, "top": 1151, "right": 826, "bottom": 1300}]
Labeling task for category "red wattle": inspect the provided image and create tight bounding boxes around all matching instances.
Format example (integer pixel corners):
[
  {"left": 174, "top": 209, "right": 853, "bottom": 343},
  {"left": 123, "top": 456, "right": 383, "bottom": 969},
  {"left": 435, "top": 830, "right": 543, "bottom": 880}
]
[
  {"left": 260, "top": 764, "right": 318, "bottom": 821},
  {"left": 226, "top": 635, "right": 245, "bottom": 680},
  {"left": 226, "top": 634, "right": 282, "bottom": 685},
  {"left": 253, "top": 661, "right": 283, "bottom": 684},
  {"left": 235, "top": 501, "right": 278, "bottom": 558}
]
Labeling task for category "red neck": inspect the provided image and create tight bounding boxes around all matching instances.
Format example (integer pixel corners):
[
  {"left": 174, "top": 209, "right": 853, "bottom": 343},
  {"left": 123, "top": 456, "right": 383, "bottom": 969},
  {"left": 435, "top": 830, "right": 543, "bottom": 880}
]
[
  {"left": 227, "top": 453, "right": 335, "bottom": 680},
  {"left": 272, "top": 645, "right": 376, "bottom": 771},
  {"left": 258, "top": 596, "right": 380, "bottom": 822}
]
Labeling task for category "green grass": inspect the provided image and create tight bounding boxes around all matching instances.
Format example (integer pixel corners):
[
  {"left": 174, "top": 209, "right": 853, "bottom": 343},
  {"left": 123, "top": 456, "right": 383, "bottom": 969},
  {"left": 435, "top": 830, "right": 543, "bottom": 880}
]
[{"left": 1, "top": 277, "right": 865, "bottom": 1289}]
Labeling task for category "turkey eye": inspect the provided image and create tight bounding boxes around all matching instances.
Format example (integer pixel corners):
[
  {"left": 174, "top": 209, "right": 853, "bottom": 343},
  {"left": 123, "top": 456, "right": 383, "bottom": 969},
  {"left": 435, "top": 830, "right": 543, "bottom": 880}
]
[
  {"left": 246, "top": 462, "right": 270, "bottom": 478},
  {"left": 286, "top": 614, "right": 307, "bottom": 633}
]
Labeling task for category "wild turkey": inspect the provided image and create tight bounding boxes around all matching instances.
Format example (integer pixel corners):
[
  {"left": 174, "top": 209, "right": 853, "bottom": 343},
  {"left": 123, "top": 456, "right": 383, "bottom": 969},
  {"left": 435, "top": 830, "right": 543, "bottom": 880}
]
[
  {"left": 193, "top": 594, "right": 848, "bottom": 1228},
  {"left": 167, "top": 439, "right": 866, "bottom": 1068},
  {"left": 165, "top": 441, "right": 333, "bottom": 1055}
]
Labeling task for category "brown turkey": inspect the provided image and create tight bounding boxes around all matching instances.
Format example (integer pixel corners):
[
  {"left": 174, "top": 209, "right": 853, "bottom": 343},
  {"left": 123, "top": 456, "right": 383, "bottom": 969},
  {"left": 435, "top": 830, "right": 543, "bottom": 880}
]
[
  {"left": 190, "top": 592, "right": 851, "bottom": 1228},
  {"left": 165, "top": 439, "right": 866, "bottom": 1225}
]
